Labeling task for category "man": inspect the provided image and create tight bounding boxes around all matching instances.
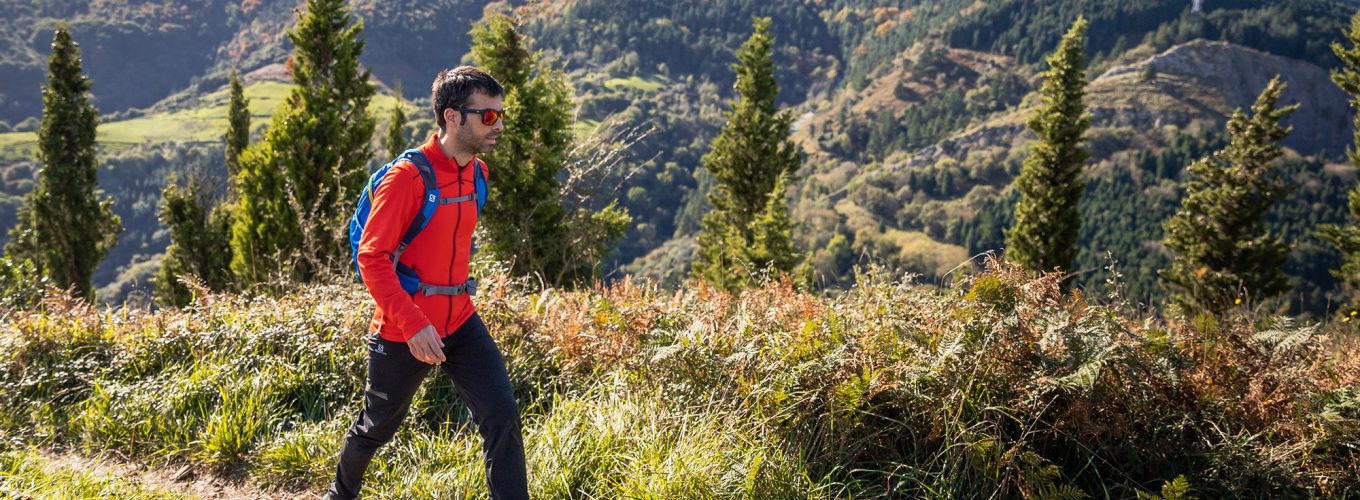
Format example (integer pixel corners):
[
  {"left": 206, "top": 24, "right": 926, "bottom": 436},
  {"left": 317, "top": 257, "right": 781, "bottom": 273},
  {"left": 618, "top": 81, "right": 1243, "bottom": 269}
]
[{"left": 328, "top": 66, "right": 528, "bottom": 500}]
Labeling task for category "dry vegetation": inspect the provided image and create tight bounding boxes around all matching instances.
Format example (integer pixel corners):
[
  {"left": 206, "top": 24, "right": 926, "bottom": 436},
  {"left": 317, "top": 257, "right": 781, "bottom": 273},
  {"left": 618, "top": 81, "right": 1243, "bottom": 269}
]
[{"left": 1, "top": 258, "right": 1357, "bottom": 497}]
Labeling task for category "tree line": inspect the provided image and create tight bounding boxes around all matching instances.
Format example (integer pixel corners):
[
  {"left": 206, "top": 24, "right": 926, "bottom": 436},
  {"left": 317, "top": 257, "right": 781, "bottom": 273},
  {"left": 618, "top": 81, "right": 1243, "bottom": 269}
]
[
  {"left": 12, "top": 2, "right": 1360, "bottom": 319},
  {"left": 999, "top": 12, "right": 1360, "bottom": 314},
  {"left": 0, "top": 0, "right": 805, "bottom": 305},
  {"left": 2, "top": 0, "right": 636, "bottom": 306}
]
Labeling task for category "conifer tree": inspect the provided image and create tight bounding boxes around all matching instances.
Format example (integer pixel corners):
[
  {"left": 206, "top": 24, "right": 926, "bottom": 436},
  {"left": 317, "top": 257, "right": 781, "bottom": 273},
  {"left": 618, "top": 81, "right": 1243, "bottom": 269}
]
[
  {"left": 5, "top": 26, "right": 121, "bottom": 300},
  {"left": 154, "top": 172, "right": 233, "bottom": 306},
  {"left": 230, "top": 0, "right": 375, "bottom": 284},
  {"left": 690, "top": 17, "right": 802, "bottom": 290},
  {"left": 470, "top": 13, "right": 575, "bottom": 283},
  {"left": 1320, "top": 10, "right": 1360, "bottom": 301},
  {"left": 743, "top": 173, "right": 800, "bottom": 275},
  {"left": 225, "top": 70, "right": 250, "bottom": 182},
  {"left": 1005, "top": 17, "right": 1089, "bottom": 280},
  {"left": 1161, "top": 75, "right": 1295, "bottom": 313},
  {"left": 385, "top": 82, "right": 408, "bottom": 158},
  {"left": 155, "top": 71, "right": 247, "bottom": 305}
]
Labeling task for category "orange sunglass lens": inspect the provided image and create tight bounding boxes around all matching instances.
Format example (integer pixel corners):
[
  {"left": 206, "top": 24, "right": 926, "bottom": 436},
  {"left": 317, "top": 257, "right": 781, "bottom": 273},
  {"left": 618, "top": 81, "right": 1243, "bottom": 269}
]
[{"left": 482, "top": 110, "right": 501, "bottom": 126}]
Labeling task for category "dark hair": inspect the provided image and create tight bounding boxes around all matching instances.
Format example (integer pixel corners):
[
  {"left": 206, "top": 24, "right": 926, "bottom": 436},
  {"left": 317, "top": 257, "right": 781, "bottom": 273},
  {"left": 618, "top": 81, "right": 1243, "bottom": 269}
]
[{"left": 431, "top": 66, "right": 505, "bottom": 130}]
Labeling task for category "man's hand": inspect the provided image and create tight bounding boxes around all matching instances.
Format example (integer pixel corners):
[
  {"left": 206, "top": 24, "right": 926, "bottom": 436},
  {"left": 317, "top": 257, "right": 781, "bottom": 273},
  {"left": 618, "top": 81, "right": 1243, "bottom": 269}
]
[{"left": 407, "top": 325, "right": 446, "bottom": 365}]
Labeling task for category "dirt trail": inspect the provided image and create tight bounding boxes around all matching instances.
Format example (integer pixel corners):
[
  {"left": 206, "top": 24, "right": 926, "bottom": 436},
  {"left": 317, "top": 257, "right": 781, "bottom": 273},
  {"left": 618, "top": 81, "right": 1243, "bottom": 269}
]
[{"left": 40, "top": 450, "right": 320, "bottom": 499}]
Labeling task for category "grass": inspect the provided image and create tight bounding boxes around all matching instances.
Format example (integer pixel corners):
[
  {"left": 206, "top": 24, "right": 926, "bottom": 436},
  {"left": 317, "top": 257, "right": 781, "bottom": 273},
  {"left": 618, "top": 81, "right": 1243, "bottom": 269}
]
[
  {"left": 604, "top": 75, "right": 668, "bottom": 93},
  {"left": 0, "top": 447, "right": 190, "bottom": 499},
  {"left": 0, "top": 81, "right": 411, "bottom": 162},
  {"left": 1, "top": 259, "right": 1357, "bottom": 498},
  {"left": 881, "top": 228, "right": 971, "bottom": 276},
  {"left": 571, "top": 118, "right": 602, "bottom": 140}
]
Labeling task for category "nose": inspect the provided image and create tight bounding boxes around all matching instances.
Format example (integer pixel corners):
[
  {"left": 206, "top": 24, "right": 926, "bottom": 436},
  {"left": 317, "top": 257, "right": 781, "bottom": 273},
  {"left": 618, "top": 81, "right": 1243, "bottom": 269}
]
[{"left": 491, "top": 118, "right": 504, "bottom": 132}]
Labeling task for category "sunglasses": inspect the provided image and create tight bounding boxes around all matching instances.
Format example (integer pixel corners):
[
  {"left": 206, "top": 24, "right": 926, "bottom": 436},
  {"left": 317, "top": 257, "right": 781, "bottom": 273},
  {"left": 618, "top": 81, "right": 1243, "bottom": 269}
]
[{"left": 455, "top": 107, "right": 506, "bottom": 126}]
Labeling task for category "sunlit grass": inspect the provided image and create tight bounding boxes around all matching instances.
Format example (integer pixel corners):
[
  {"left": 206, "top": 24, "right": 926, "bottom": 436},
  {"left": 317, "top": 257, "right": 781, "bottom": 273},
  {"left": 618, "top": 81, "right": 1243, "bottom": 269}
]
[
  {"left": 0, "top": 447, "right": 190, "bottom": 499},
  {"left": 1, "top": 260, "right": 1357, "bottom": 497},
  {"left": 0, "top": 81, "right": 413, "bottom": 162},
  {"left": 603, "top": 74, "right": 669, "bottom": 93}
]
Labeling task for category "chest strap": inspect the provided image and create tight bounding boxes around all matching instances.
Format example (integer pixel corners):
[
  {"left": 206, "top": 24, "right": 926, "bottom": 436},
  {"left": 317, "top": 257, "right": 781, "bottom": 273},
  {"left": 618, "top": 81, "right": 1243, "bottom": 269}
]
[{"left": 440, "top": 193, "right": 477, "bottom": 205}]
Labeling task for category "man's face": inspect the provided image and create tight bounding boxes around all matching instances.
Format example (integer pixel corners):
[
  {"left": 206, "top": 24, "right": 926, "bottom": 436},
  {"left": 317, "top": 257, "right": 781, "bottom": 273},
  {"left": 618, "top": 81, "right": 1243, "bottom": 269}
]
[{"left": 452, "top": 91, "right": 505, "bottom": 155}]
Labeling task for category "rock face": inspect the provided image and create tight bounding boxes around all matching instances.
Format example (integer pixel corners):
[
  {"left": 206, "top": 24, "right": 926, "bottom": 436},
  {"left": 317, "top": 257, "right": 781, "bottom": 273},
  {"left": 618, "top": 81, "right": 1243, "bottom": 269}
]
[
  {"left": 884, "top": 39, "right": 1354, "bottom": 176},
  {"left": 1096, "top": 39, "right": 1352, "bottom": 157}
]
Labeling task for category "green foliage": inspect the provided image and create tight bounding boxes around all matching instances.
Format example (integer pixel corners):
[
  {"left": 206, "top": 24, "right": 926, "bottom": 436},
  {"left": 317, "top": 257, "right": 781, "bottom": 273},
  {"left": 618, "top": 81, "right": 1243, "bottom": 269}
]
[
  {"left": 384, "top": 83, "right": 408, "bottom": 159},
  {"left": 692, "top": 18, "right": 803, "bottom": 290},
  {"left": 473, "top": 12, "right": 631, "bottom": 285},
  {"left": 229, "top": 0, "right": 376, "bottom": 285},
  {"left": 223, "top": 70, "right": 249, "bottom": 182},
  {"left": 0, "top": 256, "right": 47, "bottom": 311},
  {"left": 1139, "top": 1, "right": 1349, "bottom": 69},
  {"left": 1161, "top": 76, "right": 1296, "bottom": 314},
  {"left": 944, "top": 0, "right": 1348, "bottom": 68},
  {"left": 1320, "top": 8, "right": 1360, "bottom": 306},
  {"left": 4, "top": 260, "right": 1358, "bottom": 497},
  {"left": 1005, "top": 18, "right": 1090, "bottom": 279},
  {"left": 153, "top": 172, "right": 234, "bottom": 307},
  {"left": 196, "top": 375, "right": 280, "bottom": 468},
  {"left": 528, "top": 0, "right": 839, "bottom": 104},
  {"left": 962, "top": 129, "right": 1349, "bottom": 315},
  {"left": 471, "top": 13, "right": 574, "bottom": 283},
  {"left": 744, "top": 173, "right": 800, "bottom": 278},
  {"left": 1137, "top": 475, "right": 1196, "bottom": 500},
  {"left": 4, "top": 26, "right": 121, "bottom": 301},
  {"left": 157, "top": 70, "right": 243, "bottom": 307},
  {"left": 0, "top": 447, "right": 189, "bottom": 499}
]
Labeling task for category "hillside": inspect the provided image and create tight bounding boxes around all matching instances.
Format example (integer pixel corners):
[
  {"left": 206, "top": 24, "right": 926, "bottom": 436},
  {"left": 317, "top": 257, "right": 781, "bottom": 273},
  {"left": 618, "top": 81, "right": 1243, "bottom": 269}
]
[
  {"left": 791, "top": 39, "right": 1353, "bottom": 309},
  {"left": 4, "top": 1, "right": 1360, "bottom": 497},
  {"left": 0, "top": 0, "right": 1358, "bottom": 310}
]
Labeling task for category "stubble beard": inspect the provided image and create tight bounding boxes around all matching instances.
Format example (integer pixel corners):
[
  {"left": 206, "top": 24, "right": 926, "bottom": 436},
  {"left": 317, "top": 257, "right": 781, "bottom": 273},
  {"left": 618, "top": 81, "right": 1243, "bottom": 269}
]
[{"left": 458, "top": 126, "right": 497, "bottom": 155}]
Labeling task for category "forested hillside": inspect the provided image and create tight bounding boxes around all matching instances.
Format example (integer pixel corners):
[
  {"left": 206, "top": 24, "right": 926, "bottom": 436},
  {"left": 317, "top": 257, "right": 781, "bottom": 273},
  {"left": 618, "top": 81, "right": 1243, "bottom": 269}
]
[
  {"left": 0, "top": 0, "right": 1358, "bottom": 313},
  {"left": 4, "top": 1, "right": 1360, "bottom": 497}
]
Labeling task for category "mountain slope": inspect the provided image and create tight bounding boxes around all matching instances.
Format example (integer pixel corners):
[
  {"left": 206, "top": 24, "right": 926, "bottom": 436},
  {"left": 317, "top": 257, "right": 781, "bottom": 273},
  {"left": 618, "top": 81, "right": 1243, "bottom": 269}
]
[
  {"left": 799, "top": 39, "right": 1352, "bottom": 308},
  {"left": 0, "top": 0, "right": 1358, "bottom": 309}
]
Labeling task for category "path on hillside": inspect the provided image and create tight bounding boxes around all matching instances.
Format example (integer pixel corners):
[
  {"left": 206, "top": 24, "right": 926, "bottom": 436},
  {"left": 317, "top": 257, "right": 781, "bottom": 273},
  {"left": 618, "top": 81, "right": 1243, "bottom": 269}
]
[{"left": 37, "top": 449, "right": 319, "bottom": 499}]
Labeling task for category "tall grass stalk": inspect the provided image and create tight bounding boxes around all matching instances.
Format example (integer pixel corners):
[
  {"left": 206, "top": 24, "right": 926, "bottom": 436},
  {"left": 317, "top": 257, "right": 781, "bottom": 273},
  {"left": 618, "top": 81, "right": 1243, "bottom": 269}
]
[{"left": 0, "top": 262, "right": 1355, "bottom": 497}]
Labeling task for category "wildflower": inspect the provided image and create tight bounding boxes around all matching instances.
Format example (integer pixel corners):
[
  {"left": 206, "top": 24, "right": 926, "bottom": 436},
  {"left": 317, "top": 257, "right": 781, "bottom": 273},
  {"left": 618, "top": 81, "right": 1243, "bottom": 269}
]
[{"left": 1234, "top": 297, "right": 1242, "bottom": 305}]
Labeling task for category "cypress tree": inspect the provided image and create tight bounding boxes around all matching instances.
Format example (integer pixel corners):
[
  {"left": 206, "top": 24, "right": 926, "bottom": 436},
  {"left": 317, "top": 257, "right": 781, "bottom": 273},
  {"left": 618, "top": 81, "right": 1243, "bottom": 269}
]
[
  {"left": 470, "top": 13, "right": 574, "bottom": 282},
  {"left": 690, "top": 17, "right": 802, "bottom": 290},
  {"left": 230, "top": 0, "right": 376, "bottom": 284},
  {"left": 384, "top": 82, "right": 407, "bottom": 158},
  {"left": 743, "top": 173, "right": 800, "bottom": 276},
  {"left": 4, "top": 26, "right": 121, "bottom": 300},
  {"left": 154, "top": 172, "right": 233, "bottom": 306},
  {"left": 1161, "top": 75, "right": 1295, "bottom": 313},
  {"left": 155, "top": 71, "right": 248, "bottom": 305},
  {"left": 1005, "top": 17, "right": 1089, "bottom": 280},
  {"left": 225, "top": 69, "right": 250, "bottom": 183},
  {"left": 1320, "top": 10, "right": 1360, "bottom": 302}
]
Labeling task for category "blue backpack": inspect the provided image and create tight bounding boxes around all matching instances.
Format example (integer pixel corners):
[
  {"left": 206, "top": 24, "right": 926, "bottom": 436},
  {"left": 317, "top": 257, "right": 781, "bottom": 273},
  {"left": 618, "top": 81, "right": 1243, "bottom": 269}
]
[{"left": 348, "top": 149, "right": 487, "bottom": 296}]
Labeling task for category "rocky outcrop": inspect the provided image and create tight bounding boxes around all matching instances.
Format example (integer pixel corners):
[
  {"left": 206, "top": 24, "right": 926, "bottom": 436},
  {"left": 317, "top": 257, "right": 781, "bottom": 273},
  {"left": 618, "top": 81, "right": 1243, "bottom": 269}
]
[{"left": 1095, "top": 40, "right": 1352, "bottom": 157}]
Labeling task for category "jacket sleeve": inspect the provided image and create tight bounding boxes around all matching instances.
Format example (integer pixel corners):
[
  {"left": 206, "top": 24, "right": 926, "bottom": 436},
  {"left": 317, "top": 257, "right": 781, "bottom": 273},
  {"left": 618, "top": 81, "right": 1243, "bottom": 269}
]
[{"left": 356, "top": 161, "right": 431, "bottom": 341}]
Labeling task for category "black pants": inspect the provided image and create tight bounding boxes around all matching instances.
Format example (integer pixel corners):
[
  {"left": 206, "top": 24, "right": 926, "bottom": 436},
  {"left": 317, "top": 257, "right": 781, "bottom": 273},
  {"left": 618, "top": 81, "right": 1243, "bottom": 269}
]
[{"left": 327, "top": 313, "right": 528, "bottom": 499}]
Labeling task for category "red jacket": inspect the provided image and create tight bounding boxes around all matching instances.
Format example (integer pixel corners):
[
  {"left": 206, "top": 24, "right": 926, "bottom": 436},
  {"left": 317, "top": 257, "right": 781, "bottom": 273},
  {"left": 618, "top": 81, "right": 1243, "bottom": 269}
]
[{"left": 357, "top": 133, "right": 485, "bottom": 341}]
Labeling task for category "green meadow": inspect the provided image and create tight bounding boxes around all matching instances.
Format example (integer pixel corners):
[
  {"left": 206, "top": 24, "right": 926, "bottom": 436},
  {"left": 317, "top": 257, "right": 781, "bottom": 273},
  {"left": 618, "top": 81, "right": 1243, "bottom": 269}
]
[{"left": 0, "top": 82, "right": 409, "bottom": 162}]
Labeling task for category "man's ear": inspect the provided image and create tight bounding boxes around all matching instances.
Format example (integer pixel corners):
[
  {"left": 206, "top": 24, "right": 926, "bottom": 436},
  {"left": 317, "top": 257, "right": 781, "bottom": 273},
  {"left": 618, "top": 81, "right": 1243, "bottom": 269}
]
[{"left": 443, "top": 108, "right": 461, "bottom": 129}]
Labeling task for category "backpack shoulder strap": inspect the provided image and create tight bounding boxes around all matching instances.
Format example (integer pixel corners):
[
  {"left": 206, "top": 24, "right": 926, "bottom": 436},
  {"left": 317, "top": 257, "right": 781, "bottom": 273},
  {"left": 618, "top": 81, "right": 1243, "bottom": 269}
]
[
  {"left": 473, "top": 158, "right": 487, "bottom": 215},
  {"left": 393, "top": 149, "right": 438, "bottom": 261}
]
